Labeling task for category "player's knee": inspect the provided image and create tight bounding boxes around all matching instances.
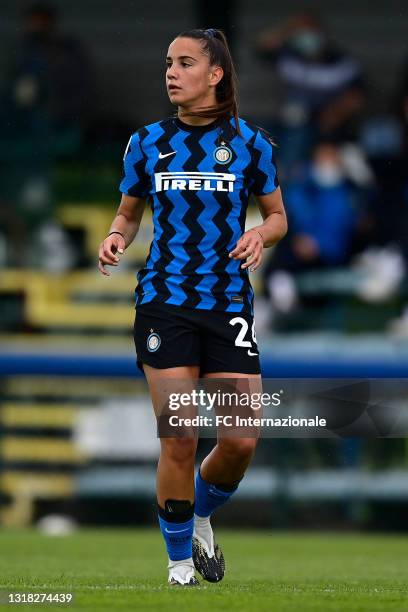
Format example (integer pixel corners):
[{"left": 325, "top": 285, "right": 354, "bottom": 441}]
[
  {"left": 218, "top": 437, "right": 257, "bottom": 462},
  {"left": 161, "top": 437, "right": 197, "bottom": 465}
]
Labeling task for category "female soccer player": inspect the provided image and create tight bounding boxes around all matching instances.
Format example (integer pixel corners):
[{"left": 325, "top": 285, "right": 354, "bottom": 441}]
[{"left": 98, "top": 28, "right": 287, "bottom": 586}]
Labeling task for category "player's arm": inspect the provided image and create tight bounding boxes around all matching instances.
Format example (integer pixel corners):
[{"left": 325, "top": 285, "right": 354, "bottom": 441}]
[
  {"left": 256, "top": 14, "right": 309, "bottom": 53},
  {"left": 254, "top": 186, "right": 288, "bottom": 248},
  {"left": 229, "top": 187, "right": 287, "bottom": 272},
  {"left": 98, "top": 194, "right": 146, "bottom": 276}
]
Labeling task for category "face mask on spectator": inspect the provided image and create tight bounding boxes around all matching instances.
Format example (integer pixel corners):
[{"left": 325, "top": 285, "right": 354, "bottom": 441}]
[
  {"left": 311, "top": 162, "right": 344, "bottom": 187},
  {"left": 291, "top": 31, "right": 324, "bottom": 57}
]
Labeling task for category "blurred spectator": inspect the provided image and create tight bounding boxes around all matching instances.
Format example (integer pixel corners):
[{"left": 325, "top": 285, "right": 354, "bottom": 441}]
[
  {"left": 255, "top": 12, "right": 366, "bottom": 173},
  {"left": 263, "top": 142, "right": 366, "bottom": 316},
  {"left": 396, "top": 51, "right": 408, "bottom": 134},
  {"left": 395, "top": 52, "right": 408, "bottom": 272},
  {"left": 371, "top": 52, "right": 408, "bottom": 334},
  {"left": 0, "top": 3, "right": 93, "bottom": 267},
  {"left": 356, "top": 52, "right": 408, "bottom": 266},
  {"left": 359, "top": 115, "right": 406, "bottom": 255},
  {"left": 7, "top": 3, "right": 93, "bottom": 139}
]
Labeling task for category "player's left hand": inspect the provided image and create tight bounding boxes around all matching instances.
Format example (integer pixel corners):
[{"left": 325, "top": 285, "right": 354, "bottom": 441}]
[{"left": 229, "top": 228, "right": 264, "bottom": 272}]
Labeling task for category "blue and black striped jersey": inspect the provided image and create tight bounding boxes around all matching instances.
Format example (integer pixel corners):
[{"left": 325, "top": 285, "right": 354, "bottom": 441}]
[{"left": 119, "top": 115, "right": 279, "bottom": 314}]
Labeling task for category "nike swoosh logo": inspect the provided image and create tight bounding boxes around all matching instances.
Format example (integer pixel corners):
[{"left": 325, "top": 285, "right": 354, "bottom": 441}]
[
  {"left": 158, "top": 151, "right": 176, "bottom": 159},
  {"left": 209, "top": 488, "right": 225, "bottom": 497},
  {"left": 164, "top": 527, "right": 189, "bottom": 534},
  {"left": 247, "top": 350, "right": 258, "bottom": 357}
]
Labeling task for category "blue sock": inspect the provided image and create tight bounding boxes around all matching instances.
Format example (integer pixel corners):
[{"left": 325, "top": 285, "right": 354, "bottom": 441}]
[
  {"left": 158, "top": 501, "right": 194, "bottom": 561},
  {"left": 195, "top": 469, "right": 240, "bottom": 518}
]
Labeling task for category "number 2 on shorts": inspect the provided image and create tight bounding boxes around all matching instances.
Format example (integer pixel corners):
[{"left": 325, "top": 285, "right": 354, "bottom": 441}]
[{"left": 229, "top": 317, "right": 257, "bottom": 351}]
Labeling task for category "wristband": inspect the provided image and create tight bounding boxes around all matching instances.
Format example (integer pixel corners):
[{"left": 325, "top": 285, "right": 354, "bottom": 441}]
[{"left": 108, "top": 231, "right": 124, "bottom": 239}]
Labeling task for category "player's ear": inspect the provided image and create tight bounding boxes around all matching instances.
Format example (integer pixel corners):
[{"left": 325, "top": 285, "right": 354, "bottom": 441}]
[{"left": 209, "top": 65, "right": 223, "bottom": 87}]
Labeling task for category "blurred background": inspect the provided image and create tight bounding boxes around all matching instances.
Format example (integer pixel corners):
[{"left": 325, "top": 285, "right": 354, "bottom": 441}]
[{"left": 1, "top": 0, "right": 408, "bottom": 534}]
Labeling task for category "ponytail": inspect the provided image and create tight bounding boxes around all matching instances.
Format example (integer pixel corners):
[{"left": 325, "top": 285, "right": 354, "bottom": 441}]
[{"left": 175, "top": 28, "right": 241, "bottom": 136}]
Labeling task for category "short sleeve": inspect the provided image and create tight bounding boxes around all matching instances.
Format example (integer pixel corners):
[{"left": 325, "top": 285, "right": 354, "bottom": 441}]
[
  {"left": 250, "top": 129, "right": 279, "bottom": 196},
  {"left": 119, "top": 132, "right": 150, "bottom": 197}
]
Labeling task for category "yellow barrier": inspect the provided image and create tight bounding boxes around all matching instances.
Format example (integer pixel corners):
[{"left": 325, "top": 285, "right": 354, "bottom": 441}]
[
  {"left": 0, "top": 404, "right": 77, "bottom": 427},
  {"left": 0, "top": 269, "right": 135, "bottom": 328},
  {"left": 57, "top": 203, "right": 153, "bottom": 261},
  {"left": 1, "top": 437, "right": 86, "bottom": 463}
]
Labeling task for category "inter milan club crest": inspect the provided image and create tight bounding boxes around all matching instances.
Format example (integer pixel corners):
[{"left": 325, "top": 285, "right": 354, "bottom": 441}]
[
  {"left": 214, "top": 143, "right": 232, "bottom": 164},
  {"left": 147, "top": 329, "right": 161, "bottom": 352}
]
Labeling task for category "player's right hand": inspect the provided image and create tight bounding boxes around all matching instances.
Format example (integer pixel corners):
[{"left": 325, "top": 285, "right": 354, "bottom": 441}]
[{"left": 98, "top": 234, "right": 125, "bottom": 276}]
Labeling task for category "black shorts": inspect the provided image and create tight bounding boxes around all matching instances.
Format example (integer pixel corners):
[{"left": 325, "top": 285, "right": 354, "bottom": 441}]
[{"left": 134, "top": 302, "right": 261, "bottom": 375}]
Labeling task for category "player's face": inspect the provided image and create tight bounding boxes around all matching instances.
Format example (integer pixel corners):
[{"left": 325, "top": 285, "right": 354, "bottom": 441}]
[{"left": 166, "top": 37, "right": 223, "bottom": 110}]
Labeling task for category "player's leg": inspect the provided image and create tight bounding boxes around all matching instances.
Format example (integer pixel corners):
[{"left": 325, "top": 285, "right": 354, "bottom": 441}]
[
  {"left": 193, "top": 372, "right": 260, "bottom": 582},
  {"left": 193, "top": 309, "right": 261, "bottom": 582},
  {"left": 199, "top": 373, "right": 261, "bottom": 485},
  {"left": 144, "top": 364, "right": 200, "bottom": 586},
  {"left": 134, "top": 303, "right": 202, "bottom": 585},
  {"left": 144, "top": 364, "right": 200, "bottom": 505}
]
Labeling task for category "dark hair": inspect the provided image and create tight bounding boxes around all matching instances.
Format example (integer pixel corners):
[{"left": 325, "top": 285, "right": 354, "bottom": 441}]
[{"left": 175, "top": 28, "right": 241, "bottom": 136}]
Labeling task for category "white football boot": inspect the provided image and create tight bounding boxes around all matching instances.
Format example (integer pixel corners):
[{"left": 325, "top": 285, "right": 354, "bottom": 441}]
[{"left": 168, "top": 557, "right": 199, "bottom": 586}]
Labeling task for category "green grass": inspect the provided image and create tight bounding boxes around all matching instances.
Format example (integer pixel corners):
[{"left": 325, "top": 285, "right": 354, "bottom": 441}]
[{"left": 0, "top": 529, "right": 407, "bottom": 611}]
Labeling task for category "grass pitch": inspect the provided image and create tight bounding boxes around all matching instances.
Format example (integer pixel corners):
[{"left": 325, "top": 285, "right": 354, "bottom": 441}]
[{"left": 0, "top": 529, "right": 407, "bottom": 611}]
